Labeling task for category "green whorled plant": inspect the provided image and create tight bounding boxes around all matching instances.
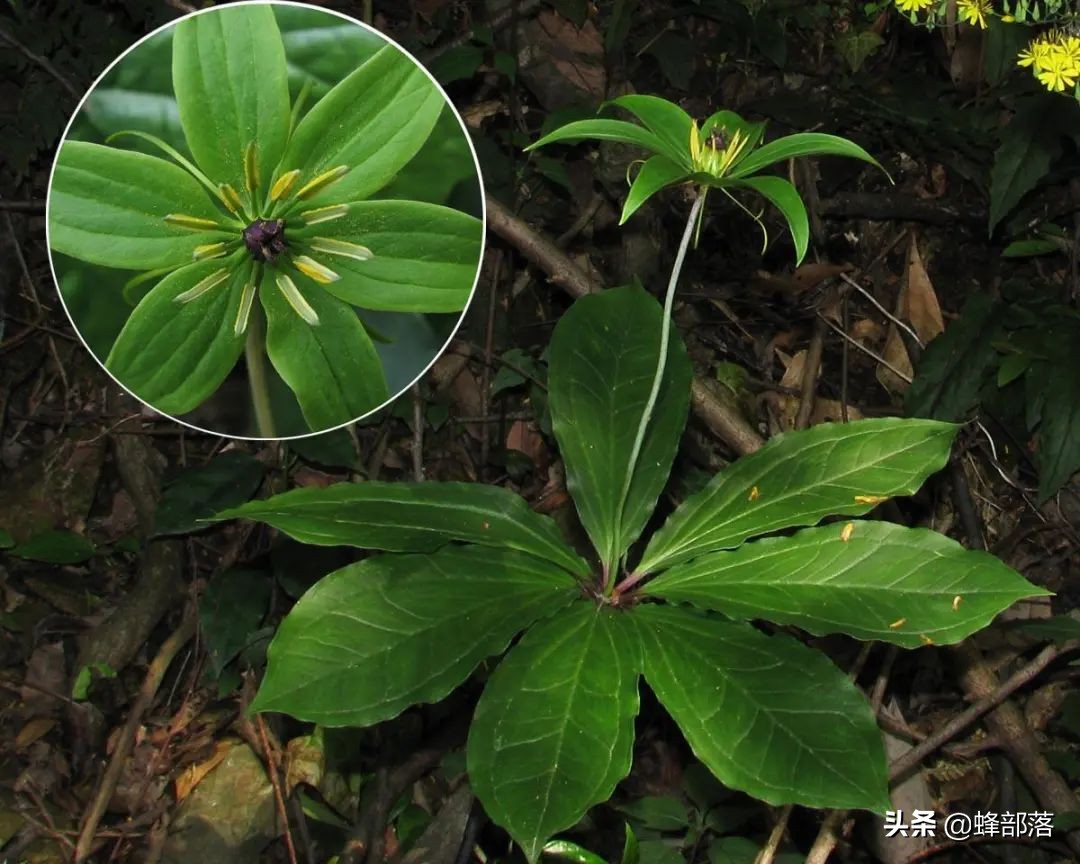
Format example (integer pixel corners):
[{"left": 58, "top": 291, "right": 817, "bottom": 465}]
[
  {"left": 213, "top": 97, "right": 1046, "bottom": 859},
  {"left": 48, "top": 4, "right": 482, "bottom": 436}
]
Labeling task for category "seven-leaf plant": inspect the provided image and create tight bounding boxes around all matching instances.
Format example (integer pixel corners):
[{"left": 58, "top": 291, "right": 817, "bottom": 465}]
[
  {"left": 48, "top": 5, "right": 482, "bottom": 434},
  {"left": 213, "top": 96, "right": 1045, "bottom": 859}
]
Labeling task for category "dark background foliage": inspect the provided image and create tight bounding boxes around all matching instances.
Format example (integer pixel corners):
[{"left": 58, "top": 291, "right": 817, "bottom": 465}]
[{"left": 2, "top": 1, "right": 1080, "bottom": 862}]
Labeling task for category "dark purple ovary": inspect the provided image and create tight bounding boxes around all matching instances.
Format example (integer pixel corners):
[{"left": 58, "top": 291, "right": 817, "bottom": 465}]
[{"left": 243, "top": 219, "right": 287, "bottom": 262}]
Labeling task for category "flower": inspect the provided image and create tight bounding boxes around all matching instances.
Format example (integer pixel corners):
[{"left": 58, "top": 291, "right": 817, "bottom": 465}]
[
  {"left": 1017, "top": 29, "right": 1080, "bottom": 93},
  {"left": 957, "top": 0, "right": 991, "bottom": 29},
  {"left": 49, "top": 5, "right": 482, "bottom": 434},
  {"left": 894, "top": 0, "right": 935, "bottom": 14},
  {"left": 688, "top": 119, "right": 753, "bottom": 178}
]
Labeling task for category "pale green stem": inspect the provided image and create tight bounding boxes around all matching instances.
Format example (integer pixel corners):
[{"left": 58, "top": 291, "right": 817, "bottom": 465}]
[
  {"left": 606, "top": 187, "right": 705, "bottom": 593},
  {"left": 246, "top": 301, "right": 276, "bottom": 438}
]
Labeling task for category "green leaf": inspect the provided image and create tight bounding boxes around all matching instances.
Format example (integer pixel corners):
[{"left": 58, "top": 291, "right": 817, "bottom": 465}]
[
  {"left": 289, "top": 200, "right": 482, "bottom": 312},
  {"left": 1027, "top": 354, "right": 1080, "bottom": 500},
  {"left": 1016, "top": 615, "right": 1080, "bottom": 643},
  {"left": 106, "top": 259, "right": 249, "bottom": 416},
  {"left": 84, "top": 88, "right": 186, "bottom": 156},
  {"left": 260, "top": 274, "right": 388, "bottom": 430},
  {"left": 633, "top": 604, "right": 890, "bottom": 812},
  {"left": 734, "top": 175, "right": 809, "bottom": 264},
  {"left": 48, "top": 141, "right": 231, "bottom": 270},
  {"left": 250, "top": 545, "right": 579, "bottom": 725},
  {"left": 468, "top": 602, "right": 640, "bottom": 862},
  {"left": 200, "top": 569, "right": 271, "bottom": 676},
  {"left": 906, "top": 294, "right": 1007, "bottom": 421},
  {"left": 527, "top": 119, "right": 667, "bottom": 156},
  {"left": 608, "top": 95, "right": 694, "bottom": 169},
  {"left": 989, "top": 98, "right": 1061, "bottom": 234},
  {"left": 637, "top": 418, "right": 957, "bottom": 574},
  {"left": 72, "top": 662, "right": 116, "bottom": 700},
  {"left": 214, "top": 481, "right": 588, "bottom": 577},
  {"left": 730, "top": 132, "right": 883, "bottom": 180},
  {"left": 549, "top": 286, "right": 692, "bottom": 572},
  {"left": 621, "top": 155, "right": 690, "bottom": 224},
  {"left": 277, "top": 45, "right": 444, "bottom": 207},
  {"left": 155, "top": 451, "right": 265, "bottom": 536},
  {"left": 645, "top": 521, "right": 1048, "bottom": 648},
  {"left": 9, "top": 529, "right": 95, "bottom": 564},
  {"left": 276, "top": 8, "right": 385, "bottom": 99},
  {"left": 172, "top": 4, "right": 291, "bottom": 189}
]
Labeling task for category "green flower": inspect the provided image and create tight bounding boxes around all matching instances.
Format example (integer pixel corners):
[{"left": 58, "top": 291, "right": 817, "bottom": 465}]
[
  {"left": 527, "top": 94, "right": 884, "bottom": 264},
  {"left": 49, "top": 5, "right": 482, "bottom": 435}
]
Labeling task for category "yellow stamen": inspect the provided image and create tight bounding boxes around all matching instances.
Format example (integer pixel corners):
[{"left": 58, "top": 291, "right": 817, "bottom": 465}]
[
  {"left": 164, "top": 213, "right": 223, "bottom": 231},
  {"left": 174, "top": 268, "right": 230, "bottom": 304},
  {"left": 300, "top": 204, "right": 350, "bottom": 225},
  {"left": 219, "top": 183, "right": 244, "bottom": 215},
  {"left": 244, "top": 141, "right": 259, "bottom": 194},
  {"left": 192, "top": 242, "right": 227, "bottom": 261},
  {"left": 234, "top": 273, "right": 257, "bottom": 336},
  {"left": 309, "top": 236, "right": 373, "bottom": 262},
  {"left": 276, "top": 274, "right": 320, "bottom": 326},
  {"left": 296, "top": 165, "right": 349, "bottom": 200},
  {"left": 270, "top": 169, "right": 301, "bottom": 202},
  {"left": 293, "top": 255, "right": 340, "bottom": 285}
]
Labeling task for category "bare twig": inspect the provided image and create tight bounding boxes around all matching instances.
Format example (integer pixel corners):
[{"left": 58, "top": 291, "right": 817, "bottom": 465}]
[
  {"left": 0, "top": 199, "right": 45, "bottom": 213},
  {"left": 0, "top": 25, "right": 80, "bottom": 99},
  {"left": 257, "top": 714, "right": 299, "bottom": 864},
  {"left": 411, "top": 382, "right": 425, "bottom": 482},
  {"left": 795, "top": 318, "right": 826, "bottom": 430},
  {"left": 74, "top": 607, "right": 196, "bottom": 862},
  {"left": 817, "top": 311, "right": 913, "bottom": 384}
]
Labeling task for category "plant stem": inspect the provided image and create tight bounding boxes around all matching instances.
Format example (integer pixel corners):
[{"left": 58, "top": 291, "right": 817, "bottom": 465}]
[
  {"left": 607, "top": 188, "right": 705, "bottom": 592},
  {"left": 246, "top": 303, "right": 277, "bottom": 438}
]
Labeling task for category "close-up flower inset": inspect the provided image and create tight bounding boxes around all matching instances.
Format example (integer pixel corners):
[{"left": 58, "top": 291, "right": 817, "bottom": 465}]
[{"left": 47, "top": 2, "right": 484, "bottom": 438}]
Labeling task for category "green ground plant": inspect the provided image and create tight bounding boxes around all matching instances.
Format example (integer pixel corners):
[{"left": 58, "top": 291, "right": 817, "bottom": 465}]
[
  {"left": 215, "top": 95, "right": 1047, "bottom": 859},
  {"left": 48, "top": 5, "right": 482, "bottom": 436}
]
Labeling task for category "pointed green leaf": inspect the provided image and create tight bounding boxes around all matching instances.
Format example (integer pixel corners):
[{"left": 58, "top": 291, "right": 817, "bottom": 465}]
[
  {"left": 214, "top": 481, "right": 588, "bottom": 577},
  {"left": 277, "top": 45, "right": 444, "bottom": 207},
  {"left": 734, "top": 175, "right": 809, "bottom": 264},
  {"left": 49, "top": 141, "right": 231, "bottom": 270},
  {"left": 106, "top": 259, "right": 249, "bottom": 415},
  {"left": 633, "top": 604, "right": 890, "bottom": 812},
  {"left": 730, "top": 132, "right": 882, "bottom": 179},
  {"left": 251, "top": 545, "right": 578, "bottom": 725},
  {"left": 527, "top": 119, "right": 667, "bottom": 156},
  {"left": 173, "top": 5, "right": 291, "bottom": 189},
  {"left": 468, "top": 602, "right": 640, "bottom": 863},
  {"left": 646, "top": 521, "right": 1049, "bottom": 647},
  {"left": 260, "top": 273, "right": 388, "bottom": 430},
  {"left": 290, "top": 200, "right": 482, "bottom": 312},
  {"left": 549, "top": 286, "right": 692, "bottom": 572},
  {"left": 620, "top": 155, "right": 690, "bottom": 224},
  {"left": 608, "top": 95, "right": 694, "bottom": 169},
  {"left": 637, "top": 419, "right": 958, "bottom": 574}
]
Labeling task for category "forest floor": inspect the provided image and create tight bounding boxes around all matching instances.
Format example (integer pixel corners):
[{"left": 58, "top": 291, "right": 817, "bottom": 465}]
[{"left": 1, "top": 1, "right": 1079, "bottom": 863}]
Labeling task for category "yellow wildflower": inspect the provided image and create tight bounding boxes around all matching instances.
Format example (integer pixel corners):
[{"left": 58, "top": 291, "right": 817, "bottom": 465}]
[
  {"left": 895, "top": 0, "right": 934, "bottom": 13},
  {"left": 957, "top": 0, "right": 990, "bottom": 29},
  {"left": 1036, "top": 52, "right": 1079, "bottom": 92}
]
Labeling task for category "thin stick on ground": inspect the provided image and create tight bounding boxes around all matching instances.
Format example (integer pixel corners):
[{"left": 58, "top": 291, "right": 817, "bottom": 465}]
[
  {"left": 257, "top": 713, "right": 299, "bottom": 864},
  {"left": 74, "top": 607, "right": 196, "bottom": 862}
]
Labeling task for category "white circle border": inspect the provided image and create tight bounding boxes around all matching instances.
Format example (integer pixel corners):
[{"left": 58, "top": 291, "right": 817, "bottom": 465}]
[{"left": 44, "top": 0, "right": 488, "bottom": 442}]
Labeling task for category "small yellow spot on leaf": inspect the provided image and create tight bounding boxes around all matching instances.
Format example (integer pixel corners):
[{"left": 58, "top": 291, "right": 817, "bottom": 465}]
[
  {"left": 840, "top": 522, "right": 855, "bottom": 542},
  {"left": 748, "top": 486, "right": 760, "bottom": 502},
  {"left": 854, "top": 494, "right": 889, "bottom": 505},
  {"left": 952, "top": 595, "right": 963, "bottom": 611},
  {"left": 919, "top": 634, "right": 935, "bottom": 646},
  {"left": 889, "top": 618, "right": 906, "bottom": 630}
]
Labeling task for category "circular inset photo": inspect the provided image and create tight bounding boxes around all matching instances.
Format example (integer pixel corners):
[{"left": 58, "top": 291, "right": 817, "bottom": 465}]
[{"left": 47, "top": 1, "right": 484, "bottom": 439}]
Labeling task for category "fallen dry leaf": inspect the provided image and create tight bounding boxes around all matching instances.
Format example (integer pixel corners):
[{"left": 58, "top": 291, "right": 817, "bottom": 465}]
[
  {"left": 877, "top": 236, "right": 944, "bottom": 395},
  {"left": 175, "top": 739, "right": 231, "bottom": 802}
]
